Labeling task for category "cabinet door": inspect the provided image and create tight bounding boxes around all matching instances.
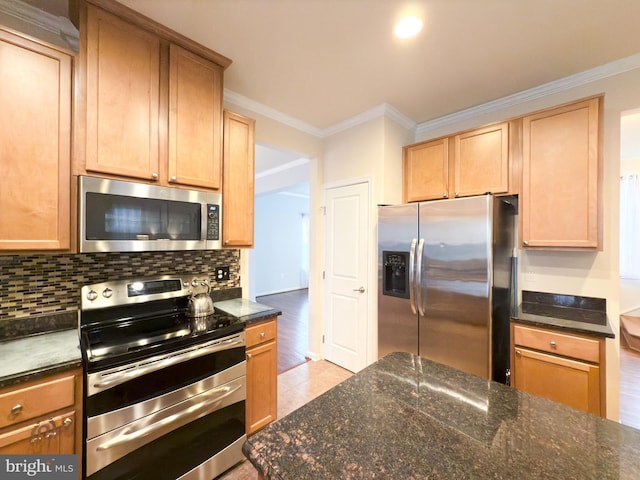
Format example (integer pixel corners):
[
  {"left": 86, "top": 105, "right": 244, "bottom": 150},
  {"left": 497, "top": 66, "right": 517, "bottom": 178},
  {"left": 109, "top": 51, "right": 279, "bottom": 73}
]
[
  {"left": 246, "top": 340, "right": 277, "bottom": 435},
  {"left": 168, "top": 44, "right": 223, "bottom": 190},
  {"left": 0, "top": 411, "right": 75, "bottom": 455},
  {"left": 223, "top": 111, "right": 255, "bottom": 247},
  {"left": 403, "top": 138, "right": 449, "bottom": 202},
  {"left": 513, "top": 347, "right": 600, "bottom": 415},
  {"left": 85, "top": 5, "right": 161, "bottom": 181},
  {"left": 521, "top": 98, "right": 601, "bottom": 248},
  {"left": 0, "top": 29, "right": 71, "bottom": 251},
  {"left": 453, "top": 122, "right": 509, "bottom": 198}
]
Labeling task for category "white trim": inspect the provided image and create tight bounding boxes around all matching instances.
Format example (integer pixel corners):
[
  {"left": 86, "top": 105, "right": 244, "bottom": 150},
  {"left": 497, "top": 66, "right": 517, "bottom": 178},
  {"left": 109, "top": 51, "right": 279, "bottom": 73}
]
[
  {"left": 415, "top": 53, "right": 640, "bottom": 135},
  {"left": 305, "top": 351, "right": 323, "bottom": 361},
  {"left": 227, "top": 53, "right": 640, "bottom": 140},
  {"left": 224, "top": 89, "right": 325, "bottom": 138},
  {"left": 0, "top": 0, "right": 79, "bottom": 51},
  {"left": 255, "top": 157, "right": 310, "bottom": 179},
  {"left": 323, "top": 103, "right": 416, "bottom": 137}
]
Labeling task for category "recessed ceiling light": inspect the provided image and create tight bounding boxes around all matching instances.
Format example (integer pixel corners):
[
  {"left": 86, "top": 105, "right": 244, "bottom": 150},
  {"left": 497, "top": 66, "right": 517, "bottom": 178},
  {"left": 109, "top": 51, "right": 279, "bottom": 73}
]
[{"left": 394, "top": 15, "right": 423, "bottom": 39}]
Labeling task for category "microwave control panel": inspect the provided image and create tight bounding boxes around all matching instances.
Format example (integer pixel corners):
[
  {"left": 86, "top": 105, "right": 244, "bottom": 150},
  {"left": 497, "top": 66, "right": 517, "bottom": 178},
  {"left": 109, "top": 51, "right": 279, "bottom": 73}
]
[{"left": 206, "top": 204, "right": 220, "bottom": 240}]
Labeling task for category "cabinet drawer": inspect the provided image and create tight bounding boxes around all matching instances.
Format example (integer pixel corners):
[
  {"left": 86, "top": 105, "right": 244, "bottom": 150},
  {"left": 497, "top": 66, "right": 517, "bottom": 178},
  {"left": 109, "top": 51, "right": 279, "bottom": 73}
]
[
  {"left": 0, "top": 375, "right": 75, "bottom": 429},
  {"left": 513, "top": 324, "right": 600, "bottom": 363},
  {"left": 246, "top": 319, "right": 277, "bottom": 348},
  {"left": 0, "top": 410, "right": 75, "bottom": 454}
]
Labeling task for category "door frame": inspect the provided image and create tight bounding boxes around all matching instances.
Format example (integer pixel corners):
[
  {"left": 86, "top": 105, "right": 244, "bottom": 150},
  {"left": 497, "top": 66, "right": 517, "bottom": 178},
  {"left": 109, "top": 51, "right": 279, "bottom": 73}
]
[{"left": 321, "top": 176, "right": 375, "bottom": 370}]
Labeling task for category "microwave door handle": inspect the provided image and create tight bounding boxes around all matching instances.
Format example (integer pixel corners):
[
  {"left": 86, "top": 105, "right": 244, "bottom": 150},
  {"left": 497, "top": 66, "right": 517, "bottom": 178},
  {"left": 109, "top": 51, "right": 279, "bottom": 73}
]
[
  {"left": 409, "top": 239, "right": 417, "bottom": 314},
  {"left": 416, "top": 238, "right": 425, "bottom": 316}
]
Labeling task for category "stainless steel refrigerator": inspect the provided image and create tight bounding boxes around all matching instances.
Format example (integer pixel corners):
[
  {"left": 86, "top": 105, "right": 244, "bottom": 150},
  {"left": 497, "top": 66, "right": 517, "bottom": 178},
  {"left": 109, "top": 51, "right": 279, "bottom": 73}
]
[{"left": 377, "top": 194, "right": 517, "bottom": 383}]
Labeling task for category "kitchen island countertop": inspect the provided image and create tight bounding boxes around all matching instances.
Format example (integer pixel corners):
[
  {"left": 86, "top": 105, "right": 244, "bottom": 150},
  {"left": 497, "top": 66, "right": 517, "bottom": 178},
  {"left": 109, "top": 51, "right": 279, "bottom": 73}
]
[{"left": 244, "top": 351, "right": 640, "bottom": 479}]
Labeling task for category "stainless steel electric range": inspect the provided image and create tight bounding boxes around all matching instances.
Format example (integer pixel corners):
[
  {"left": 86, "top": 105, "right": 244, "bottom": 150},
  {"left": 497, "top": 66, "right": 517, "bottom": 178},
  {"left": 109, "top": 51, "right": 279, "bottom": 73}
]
[{"left": 79, "top": 275, "right": 246, "bottom": 480}]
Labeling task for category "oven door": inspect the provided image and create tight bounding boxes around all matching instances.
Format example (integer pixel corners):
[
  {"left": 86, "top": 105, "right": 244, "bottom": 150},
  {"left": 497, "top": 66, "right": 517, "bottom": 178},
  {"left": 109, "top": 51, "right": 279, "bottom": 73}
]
[{"left": 85, "top": 332, "right": 246, "bottom": 479}]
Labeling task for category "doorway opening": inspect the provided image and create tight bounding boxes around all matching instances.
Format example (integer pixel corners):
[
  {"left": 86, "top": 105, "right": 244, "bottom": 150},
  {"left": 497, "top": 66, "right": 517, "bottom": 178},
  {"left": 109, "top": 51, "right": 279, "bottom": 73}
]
[
  {"left": 248, "top": 144, "right": 311, "bottom": 374},
  {"left": 619, "top": 107, "right": 640, "bottom": 429}
]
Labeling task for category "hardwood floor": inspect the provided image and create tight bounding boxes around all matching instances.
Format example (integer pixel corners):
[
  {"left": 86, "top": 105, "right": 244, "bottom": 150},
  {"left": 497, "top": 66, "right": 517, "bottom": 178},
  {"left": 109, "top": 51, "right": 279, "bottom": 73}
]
[
  {"left": 620, "top": 345, "right": 640, "bottom": 430},
  {"left": 257, "top": 289, "right": 309, "bottom": 374}
]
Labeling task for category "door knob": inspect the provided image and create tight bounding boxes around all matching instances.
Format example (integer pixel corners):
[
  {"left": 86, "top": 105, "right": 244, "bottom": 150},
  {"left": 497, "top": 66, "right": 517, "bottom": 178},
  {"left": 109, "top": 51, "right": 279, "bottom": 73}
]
[{"left": 353, "top": 287, "right": 365, "bottom": 293}]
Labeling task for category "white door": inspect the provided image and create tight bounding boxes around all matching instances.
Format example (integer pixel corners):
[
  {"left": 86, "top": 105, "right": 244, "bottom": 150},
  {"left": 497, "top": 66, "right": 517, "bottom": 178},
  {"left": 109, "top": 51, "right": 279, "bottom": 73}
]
[{"left": 323, "top": 181, "right": 369, "bottom": 372}]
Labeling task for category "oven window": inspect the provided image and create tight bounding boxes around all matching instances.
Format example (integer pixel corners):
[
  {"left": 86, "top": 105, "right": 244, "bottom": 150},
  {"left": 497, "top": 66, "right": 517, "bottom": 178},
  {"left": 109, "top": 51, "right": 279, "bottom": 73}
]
[{"left": 85, "top": 192, "right": 201, "bottom": 241}]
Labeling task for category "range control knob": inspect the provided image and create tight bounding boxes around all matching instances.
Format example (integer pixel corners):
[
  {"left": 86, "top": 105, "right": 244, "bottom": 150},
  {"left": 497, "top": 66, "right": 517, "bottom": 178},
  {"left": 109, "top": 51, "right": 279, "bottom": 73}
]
[
  {"left": 86, "top": 290, "right": 98, "bottom": 301},
  {"left": 102, "top": 288, "right": 113, "bottom": 299}
]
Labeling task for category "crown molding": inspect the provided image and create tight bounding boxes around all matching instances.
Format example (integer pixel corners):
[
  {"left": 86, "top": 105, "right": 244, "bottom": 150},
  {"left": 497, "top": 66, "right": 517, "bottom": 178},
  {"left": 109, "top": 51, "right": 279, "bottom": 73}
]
[
  {"left": 415, "top": 53, "right": 640, "bottom": 136},
  {"left": 322, "top": 103, "right": 416, "bottom": 137},
  {"left": 255, "top": 157, "right": 309, "bottom": 179},
  {"left": 0, "top": 0, "right": 78, "bottom": 50},
  {"left": 224, "top": 89, "right": 324, "bottom": 138}
]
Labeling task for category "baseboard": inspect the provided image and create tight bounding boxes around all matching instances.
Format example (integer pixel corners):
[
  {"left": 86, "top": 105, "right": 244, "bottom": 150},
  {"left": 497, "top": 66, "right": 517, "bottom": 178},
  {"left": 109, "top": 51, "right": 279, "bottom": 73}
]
[
  {"left": 306, "top": 351, "right": 322, "bottom": 361},
  {"left": 256, "top": 287, "right": 308, "bottom": 297}
]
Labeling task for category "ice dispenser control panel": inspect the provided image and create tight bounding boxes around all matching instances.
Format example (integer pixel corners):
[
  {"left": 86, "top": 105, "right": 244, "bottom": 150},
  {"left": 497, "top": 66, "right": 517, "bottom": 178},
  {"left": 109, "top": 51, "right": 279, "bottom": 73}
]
[{"left": 382, "top": 251, "right": 409, "bottom": 299}]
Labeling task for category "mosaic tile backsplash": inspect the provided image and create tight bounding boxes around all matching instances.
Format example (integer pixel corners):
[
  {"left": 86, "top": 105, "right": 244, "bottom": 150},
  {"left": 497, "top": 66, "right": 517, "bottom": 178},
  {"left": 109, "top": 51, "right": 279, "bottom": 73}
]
[{"left": 0, "top": 250, "right": 241, "bottom": 323}]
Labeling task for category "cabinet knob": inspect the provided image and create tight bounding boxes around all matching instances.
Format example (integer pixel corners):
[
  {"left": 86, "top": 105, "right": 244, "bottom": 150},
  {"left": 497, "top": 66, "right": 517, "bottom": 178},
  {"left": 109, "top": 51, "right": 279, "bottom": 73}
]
[
  {"left": 10, "top": 404, "right": 23, "bottom": 415},
  {"left": 442, "top": 193, "right": 448, "bottom": 198},
  {"left": 523, "top": 241, "right": 529, "bottom": 246},
  {"left": 62, "top": 417, "right": 73, "bottom": 428},
  {"left": 260, "top": 332, "right": 265, "bottom": 338},
  {"left": 550, "top": 341, "right": 557, "bottom": 348},
  {"left": 151, "top": 172, "right": 158, "bottom": 180},
  {"left": 455, "top": 192, "right": 460, "bottom": 197},
  {"left": 170, "top": 175, "right": 177, "bottom": 182},
  {"left": 515, "top": 350, "right": 522, "bottom": 357},
  {"left": 247, "top": 353, "right": 253, "bottom": 360}
]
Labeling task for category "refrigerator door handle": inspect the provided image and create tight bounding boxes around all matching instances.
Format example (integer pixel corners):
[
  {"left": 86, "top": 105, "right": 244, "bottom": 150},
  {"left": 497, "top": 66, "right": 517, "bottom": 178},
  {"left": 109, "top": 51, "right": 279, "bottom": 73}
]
[
  {"left": 409, "top": 238, "right": 417, "bottom": 314},
  {"left": 416, "top": 238, "right": 425, "bottom": 316}
]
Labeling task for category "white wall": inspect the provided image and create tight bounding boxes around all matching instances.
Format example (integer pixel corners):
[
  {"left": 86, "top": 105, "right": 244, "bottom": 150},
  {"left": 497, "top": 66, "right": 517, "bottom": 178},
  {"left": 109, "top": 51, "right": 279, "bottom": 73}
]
[{"left": 252, "top": 190, "right": 309, "bottom": 296}]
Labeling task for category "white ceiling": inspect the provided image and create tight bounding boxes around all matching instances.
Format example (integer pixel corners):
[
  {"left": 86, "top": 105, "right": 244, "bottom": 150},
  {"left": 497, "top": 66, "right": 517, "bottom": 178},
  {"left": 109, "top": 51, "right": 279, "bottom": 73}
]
[{"left": 114, "top": 0, "right": 640, "bottom": 132}]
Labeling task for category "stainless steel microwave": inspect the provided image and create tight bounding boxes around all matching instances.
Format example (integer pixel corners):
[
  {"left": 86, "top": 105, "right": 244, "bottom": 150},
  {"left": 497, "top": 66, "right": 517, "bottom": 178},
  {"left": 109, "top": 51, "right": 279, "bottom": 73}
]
[{"left": 79, "top": 176, "right": 221, "bottom": 253}]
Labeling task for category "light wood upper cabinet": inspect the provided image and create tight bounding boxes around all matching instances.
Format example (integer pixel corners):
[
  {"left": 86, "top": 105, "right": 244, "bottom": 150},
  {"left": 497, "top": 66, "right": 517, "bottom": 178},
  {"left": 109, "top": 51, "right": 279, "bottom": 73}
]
[
  {"left": 403, "top": 138, "right": 449, "bottom": 202},
  {"left": 521, "top": 97, "right": 601, "bottom": 249},
  {"left": 223, "top": 111, "right": 256, "bottom": 247},
  {"left": 85, "top": 5, "right": 161, "bottom": 181},
  {"left": 403, "top": 122, "right": 509, "bottom": 203},
  {"left": 453, "top": 122, "right": 509, "bottom": 198},
  {"left": 77, "top": 0, "right": 231, "bottom": 190},
  {"left": 168, "top": 44, "right": 223, "bottom": 189},
  {"left": 0, "top": 28, "right": 71, "bottom": 251}
]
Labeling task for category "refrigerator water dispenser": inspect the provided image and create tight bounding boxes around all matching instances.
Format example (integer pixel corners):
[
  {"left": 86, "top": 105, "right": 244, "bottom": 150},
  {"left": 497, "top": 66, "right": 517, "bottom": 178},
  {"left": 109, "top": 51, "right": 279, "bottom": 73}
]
[{"left": 382, "top": 251, "right": 409, "bottom": 298}]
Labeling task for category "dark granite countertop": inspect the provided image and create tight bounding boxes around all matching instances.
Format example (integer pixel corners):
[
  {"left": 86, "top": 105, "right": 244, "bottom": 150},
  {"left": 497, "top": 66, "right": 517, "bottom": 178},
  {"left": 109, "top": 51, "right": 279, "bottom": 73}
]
[
  {"left": 512, "top": 291, "right": 615, "bottom": 338},
  {"left": 244, "top": 352, "right": 640, "bottom": 479},
  {"left": 0, "top": 329, "right": 82, "bottom": 389}
]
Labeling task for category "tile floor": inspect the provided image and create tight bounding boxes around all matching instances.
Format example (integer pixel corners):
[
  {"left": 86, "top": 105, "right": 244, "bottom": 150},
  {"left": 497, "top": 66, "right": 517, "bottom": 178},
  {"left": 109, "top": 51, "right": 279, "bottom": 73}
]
[{"left": 219, "top": 360, "right": 353, "bottom": 479}]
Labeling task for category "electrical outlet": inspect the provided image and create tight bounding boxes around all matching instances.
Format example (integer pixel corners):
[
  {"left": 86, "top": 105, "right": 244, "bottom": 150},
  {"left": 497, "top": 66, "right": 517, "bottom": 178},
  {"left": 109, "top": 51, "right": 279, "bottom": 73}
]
[{"left": 214, "top": 266, "right": 230, "bottom": 281}]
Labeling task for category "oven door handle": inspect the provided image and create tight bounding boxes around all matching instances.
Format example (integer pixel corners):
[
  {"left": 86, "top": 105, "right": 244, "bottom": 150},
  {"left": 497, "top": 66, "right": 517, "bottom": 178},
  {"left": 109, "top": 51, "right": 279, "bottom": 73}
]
[
  {"left": 91, "top": 336, "right": 244, "bottom": 393},
  {"left": 95, "top": 382, "right": 242, "bottom": 452}
]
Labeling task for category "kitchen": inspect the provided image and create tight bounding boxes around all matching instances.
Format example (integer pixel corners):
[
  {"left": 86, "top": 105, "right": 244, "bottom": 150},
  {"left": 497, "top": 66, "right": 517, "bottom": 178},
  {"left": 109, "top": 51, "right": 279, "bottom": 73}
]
[{"left": 1, "top": 0, "right": 640, "bottom": 478}]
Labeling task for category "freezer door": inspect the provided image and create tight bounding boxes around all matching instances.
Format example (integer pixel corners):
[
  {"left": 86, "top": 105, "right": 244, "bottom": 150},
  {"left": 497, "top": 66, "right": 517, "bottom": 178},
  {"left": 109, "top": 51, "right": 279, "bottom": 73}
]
[
  {"left": 418, "top": 196, "right": 492, "bottom": 378},
  {"left": 377, "top": 204, "right": 419, "bottom": 358}
]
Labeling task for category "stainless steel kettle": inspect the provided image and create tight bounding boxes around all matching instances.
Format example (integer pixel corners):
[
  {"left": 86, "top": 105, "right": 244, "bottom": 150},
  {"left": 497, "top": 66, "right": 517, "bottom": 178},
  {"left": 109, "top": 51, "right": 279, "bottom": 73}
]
[{"left": 187, "top": 279, "right": 214, "bottom": 318}]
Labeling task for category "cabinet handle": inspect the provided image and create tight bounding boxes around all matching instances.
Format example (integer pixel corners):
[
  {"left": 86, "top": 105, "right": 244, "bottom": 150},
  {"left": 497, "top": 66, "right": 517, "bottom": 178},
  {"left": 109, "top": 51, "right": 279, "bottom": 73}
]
[
  {"left": 515, "top": 350, "right": 522, "bottom": 357},
  {"left": 170, "top": 175, "right": 177, "bottom": 182},
  {"left": 442, "top": 193, "right": 448, "bottom": 198},
  {"left": 455, "top": 192, "right": 460, "bottom": 197},
  {"left": 10, "top": 404, "right": 23, "bottom": 415},
  {"left": 151, "top": 172, "right": 158, "bottom": 180},
  {"left": 550, "top": 341, "right": 557, "bottom": 348},
  {"left": 247, "top": 353, "right": 252, "bottom": 359},
  {"left": 62, "top": 417, "right": 73, "bottom": 428},
  {"left": 260, "top": 332, "right": 265, "bottom": 338},
  {"left": 522, "top": 240, "right": 529, "bottom": 246}
]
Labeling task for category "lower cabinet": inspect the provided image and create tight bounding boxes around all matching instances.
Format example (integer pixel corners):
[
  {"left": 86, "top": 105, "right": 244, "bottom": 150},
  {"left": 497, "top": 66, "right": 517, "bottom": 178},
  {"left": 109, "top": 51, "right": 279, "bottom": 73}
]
[
  {"left": 246, "top": 318, "right": 278, "bottom": 435},
  {"left": 0, "top": 368, "right": 82, "bottom": 475},
  {"left": 511, "top": 323, "right": 605, "bottom": 416}
]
